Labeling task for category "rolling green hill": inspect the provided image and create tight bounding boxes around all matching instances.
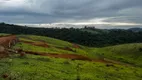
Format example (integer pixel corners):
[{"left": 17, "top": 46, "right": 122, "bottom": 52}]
[
  {"left": 0, "top": 34, "right": 142, "bottom": 80},
  {"left": 91, "top": 43, "right": 142, "bottom": 67}
]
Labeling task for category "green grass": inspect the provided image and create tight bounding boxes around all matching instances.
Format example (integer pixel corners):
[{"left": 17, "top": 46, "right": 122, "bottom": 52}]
[
  {"left": 15, "top": 35, "right": 142, "bottom": 66},
  {"left": 14, "top": 35, "right": 90, "bottom": 57},
  {"left": 18, "top": 35, "right": 73, "bottom": 47},
  {"left": 0, "top": 54, "right": 142, "bottom": 80},
  {"left": 0, "top": 34, "right": 142, "bottom": 80},
  {"left": 91, "top": 43, "right": 142, "bottom": 67},
  {"left": 0, "top": 33, "right": 9, "bottom": 36}
]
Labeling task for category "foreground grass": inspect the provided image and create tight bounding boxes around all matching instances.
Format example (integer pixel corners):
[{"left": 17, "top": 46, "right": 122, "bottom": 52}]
[{"left": 0, "top": 54, "right": 142, "bottom": 80}]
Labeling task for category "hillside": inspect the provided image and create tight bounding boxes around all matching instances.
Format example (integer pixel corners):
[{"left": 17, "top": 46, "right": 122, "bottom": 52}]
[
  {"left": 92, "top": 43, "right": 142, "bottom": 67},
  {"left": 1, "top": 23, "right": 142, "bottom": 47},
  {"left": 0, "top": 34, "right": 142, "bottom": 80}
]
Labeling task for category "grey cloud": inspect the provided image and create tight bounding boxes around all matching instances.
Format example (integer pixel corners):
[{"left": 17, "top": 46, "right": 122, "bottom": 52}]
[{"left": 0, "top": 0, "right": 142, "bottom": 28}]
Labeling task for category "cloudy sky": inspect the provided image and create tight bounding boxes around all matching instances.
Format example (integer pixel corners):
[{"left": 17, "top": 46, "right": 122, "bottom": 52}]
[{"left": 0, "top": 0, "right": 142, "bottom": 29}]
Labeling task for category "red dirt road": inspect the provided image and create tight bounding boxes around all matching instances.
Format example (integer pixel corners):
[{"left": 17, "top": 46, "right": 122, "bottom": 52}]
[
  {"left": 0, "top": 35, "right": 18, "bottom": 58},
  {"left": 16, "top": 49, "right": 92, "bottom": 61},
  {"left": 15, "top": 49, "right": 114, "bottom": 64},
  {"left": 0, "top": 35, "right": 18, "bottom": 48},
  {"left": 20, "top": 40, "right": 49, "bottom": 48}
]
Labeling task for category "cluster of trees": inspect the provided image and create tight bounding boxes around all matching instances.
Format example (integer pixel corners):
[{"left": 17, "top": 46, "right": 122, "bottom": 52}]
[{"left": 0, "top": 22, "right": 142, "bottom": 47}]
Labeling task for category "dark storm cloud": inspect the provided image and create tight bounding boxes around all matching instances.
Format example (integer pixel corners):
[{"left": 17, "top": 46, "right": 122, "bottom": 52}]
[{"left": 0, "top": 0, "right": 142, "bottom": 28}]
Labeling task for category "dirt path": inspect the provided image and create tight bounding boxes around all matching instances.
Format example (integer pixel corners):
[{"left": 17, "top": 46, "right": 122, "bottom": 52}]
[
  {"left": 16, "top": 49, "right": 91, "bottom": 60},
  {"left": 20, "top": 40, "right": 50, "bottom": 48},
  {"left": 0, "top": 35, "right": 18, "bottom": 47},
  {"left": 21, "top": 40, "right": 77, "bottom": 52},
  {"left": 14, "top": 49, "right": 134, "bottom": 66},
  {"left": 0, "top": 35, "right": 18, "bottom": 58},
  {"left": 15, "top": 49, "right": 115, "bottom": 64}
]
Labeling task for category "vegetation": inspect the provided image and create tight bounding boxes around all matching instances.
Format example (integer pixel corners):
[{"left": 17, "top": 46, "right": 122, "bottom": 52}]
[
  {"left": 0, "top": 33, "right": 9, "bottom": 36},
  {"left": 0, "top": 35, "right": 141, "bottom": 80},
  {"left": 1, "top": 54, "right": 142, "bottom": 80},
  {"left": 1, "top": 23, "right": 142, "bottom": 47},
  {"left": 0, "top": 22, "right": 142, "bottom": 80},
  {"left": 91, "top": 43, "right": 142, "bottom": 67}
]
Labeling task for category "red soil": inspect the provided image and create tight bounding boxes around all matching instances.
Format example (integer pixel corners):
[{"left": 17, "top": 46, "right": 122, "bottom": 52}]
[
  {"left": 0, "top": 35, "right": 18, "bottom": 48},
  {"left": 15, "top": 49, "right": 114, "bottom": 64},
  {"left": 43, "top": 54, "right": 92, "bottom": 61},
  {"left": 21, "top": 40, "right": 75, "bottom": 52},
  {"left": 92, "top": 59, "right": 111, "bottom": 63},
  {"left": 16, "top": 49, "right": 91, "bottom": 61},
  {"left": 2, "top": 74, "right": 9, "bottom": 79},
  {"left": 20, "top": 40, "right": 49, "bottom": 48},
  {"left": 0, "top": 52, "right": 8, "bottom": 58},
  {"left": 72, "top": 44, "right": 80, "bottom": 48},
  {"left": 0, "top": 35, "right": 18, "bottom": 58},
  {"left": 55, "top": 46, "right": 75, "bottom": 52}
]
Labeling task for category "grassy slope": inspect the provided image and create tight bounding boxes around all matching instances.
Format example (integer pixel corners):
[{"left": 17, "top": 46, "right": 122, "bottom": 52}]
[
  {"left": 0, "top": 33, "right": 9, "bottom": 36},
  {"left": 92, "top": 43, "right": 142, "bottom": 66},
  {"left": 15, "top": 35, "right": 89, "bottom": 56},
  {"left": 0, "top": 34, "right": 142, "bottom": 80}
]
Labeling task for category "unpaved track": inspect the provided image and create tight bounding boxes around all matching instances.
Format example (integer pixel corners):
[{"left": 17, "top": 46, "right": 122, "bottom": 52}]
[
  {"left": 0, "top": 35, "right": 18, "bottom": 58},
  {"left": 16, "top": 49, "right": 92, "bottom": 61},
  {"left": 21, "top": 40, "right": 76, "bottom": 52},
  {"left": 20, "top": 40, "right": 49, "bottom": 48},
  {"left": 15, "top": 49, "right": 114, "bottom": 64},
  {"left": 0, "top": 35, "right": 18, "bottom": 47},
  {"left": 15, "top": 49, "right": 133, "bottom": 66}
]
